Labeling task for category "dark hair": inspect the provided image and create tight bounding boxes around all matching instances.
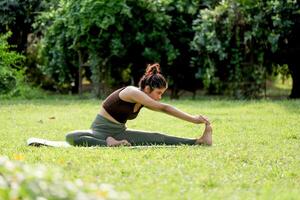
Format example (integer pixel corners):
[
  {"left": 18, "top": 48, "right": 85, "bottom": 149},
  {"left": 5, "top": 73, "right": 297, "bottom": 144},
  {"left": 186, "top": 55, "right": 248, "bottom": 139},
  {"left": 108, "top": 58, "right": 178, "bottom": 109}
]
[{"left": 139, "top": 63, "right": 167, "bottom": 91}]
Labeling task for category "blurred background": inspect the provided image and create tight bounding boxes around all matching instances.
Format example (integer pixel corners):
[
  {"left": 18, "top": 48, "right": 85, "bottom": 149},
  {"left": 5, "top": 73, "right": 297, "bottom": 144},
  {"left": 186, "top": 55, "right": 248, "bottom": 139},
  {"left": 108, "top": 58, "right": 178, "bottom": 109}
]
[{"left": 1, "top": 0, "right": 299, "bottom": 99}]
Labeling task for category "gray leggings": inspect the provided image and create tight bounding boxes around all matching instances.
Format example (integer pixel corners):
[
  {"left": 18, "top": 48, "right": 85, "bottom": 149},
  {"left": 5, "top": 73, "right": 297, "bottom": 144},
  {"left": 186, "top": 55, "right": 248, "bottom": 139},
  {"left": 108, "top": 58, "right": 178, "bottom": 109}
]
[{"left": 66, "top": 114, "right": 196, "bottom": 146}]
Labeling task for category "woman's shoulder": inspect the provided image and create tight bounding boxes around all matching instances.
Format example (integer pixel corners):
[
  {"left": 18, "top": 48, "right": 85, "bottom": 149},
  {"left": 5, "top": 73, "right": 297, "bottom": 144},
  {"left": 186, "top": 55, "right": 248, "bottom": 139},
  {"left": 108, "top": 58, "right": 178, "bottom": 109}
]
[
  {"left": 123, "top": 86, "right": 141, "bottom": 93},
  {"left": 119, "top": 86, "right": 142, "bottom": 102}
]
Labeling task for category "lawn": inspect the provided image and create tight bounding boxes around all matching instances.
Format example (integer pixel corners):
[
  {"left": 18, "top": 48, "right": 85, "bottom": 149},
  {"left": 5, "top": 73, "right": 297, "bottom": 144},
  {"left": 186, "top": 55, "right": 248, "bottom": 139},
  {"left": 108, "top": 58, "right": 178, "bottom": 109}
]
[{"left": 0, "top": 97, "right": 299, "bottom": 199}]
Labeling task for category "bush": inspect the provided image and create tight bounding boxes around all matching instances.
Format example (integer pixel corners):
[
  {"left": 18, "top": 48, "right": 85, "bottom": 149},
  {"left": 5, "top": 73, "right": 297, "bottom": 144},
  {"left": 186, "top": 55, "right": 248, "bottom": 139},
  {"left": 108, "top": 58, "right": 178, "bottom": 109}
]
[
  {"left": 0, "top": 68, "right": 17, "bottom": 95},
  {"left": 0, "top": 32, "right": 24, "bottom": 95},
  {"left": 192, "top": 0, "right": 299, "bottom": 99},
  {"left": 0, "top": 156, "right": 129, "bottom": 200},
  {"left": 0, "top": 32, "right": 47, "bottom": 99}
]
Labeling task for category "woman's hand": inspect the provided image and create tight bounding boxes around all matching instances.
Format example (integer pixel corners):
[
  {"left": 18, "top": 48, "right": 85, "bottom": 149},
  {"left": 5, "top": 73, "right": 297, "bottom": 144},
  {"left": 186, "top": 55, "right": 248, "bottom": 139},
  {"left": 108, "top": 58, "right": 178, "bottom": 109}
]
[{"left": 194, "top": 115, "right": 210, "bottom": 125}]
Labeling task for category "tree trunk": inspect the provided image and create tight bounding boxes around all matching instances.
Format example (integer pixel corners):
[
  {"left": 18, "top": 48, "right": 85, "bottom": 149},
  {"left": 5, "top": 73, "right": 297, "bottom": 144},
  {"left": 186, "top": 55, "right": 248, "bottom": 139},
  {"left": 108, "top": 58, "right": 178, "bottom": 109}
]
[
  {"left": 287, "top": 13, "right": 300, "bottom": 98},
  {"left": 78, "top": 50, "right": 83, "bottom": 96},
  {"left": 91, "top": 58, "right": 110, "bottom": 98},
  {"left": 289, "top": 62, "right": 300, "bottom": 98}
]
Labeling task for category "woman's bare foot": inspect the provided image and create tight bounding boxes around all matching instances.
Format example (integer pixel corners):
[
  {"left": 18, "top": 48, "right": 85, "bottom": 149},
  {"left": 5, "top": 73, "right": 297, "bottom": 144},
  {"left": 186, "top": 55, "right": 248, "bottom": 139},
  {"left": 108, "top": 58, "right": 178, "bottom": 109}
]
[
  {"left": 106, "top": 136, "right": 131, "bottom": 147},
  {"left": 195, "top": 124, "right": 213, "bottom": 146}
]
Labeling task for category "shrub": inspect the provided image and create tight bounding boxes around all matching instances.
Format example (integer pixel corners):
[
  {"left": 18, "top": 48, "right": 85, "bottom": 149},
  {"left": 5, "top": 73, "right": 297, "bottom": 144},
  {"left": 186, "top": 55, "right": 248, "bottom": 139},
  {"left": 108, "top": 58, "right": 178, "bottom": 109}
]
[
  {"left": 0, "top": 156, "right": 129, "bottom": 200},
  {"left": 0, "top": 32, "right": 24, "bottom": 95},
  {"left": 0, "top": 32, "right": 47, "bottom": 99}
]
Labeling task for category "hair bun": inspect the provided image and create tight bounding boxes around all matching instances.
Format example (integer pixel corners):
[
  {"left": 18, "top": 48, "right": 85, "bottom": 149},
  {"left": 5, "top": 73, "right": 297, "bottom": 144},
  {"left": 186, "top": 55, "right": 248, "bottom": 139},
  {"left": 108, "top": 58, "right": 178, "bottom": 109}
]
[
  {"left": 139, "top": 63, "right": 167, "bottom": 90},
  {"left": 145, "top": 63, "right": 160, "bottom": 76}
]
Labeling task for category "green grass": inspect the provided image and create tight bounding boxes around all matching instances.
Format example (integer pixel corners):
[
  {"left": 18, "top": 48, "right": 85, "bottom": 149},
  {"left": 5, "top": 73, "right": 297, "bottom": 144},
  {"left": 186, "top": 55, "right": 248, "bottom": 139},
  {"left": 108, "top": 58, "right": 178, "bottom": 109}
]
[
  {"left": 265, "top": 75, "right": 293, "bottom": 99},
  {"left": 1, "top": 97, "right": 300, "bottom": 200}
]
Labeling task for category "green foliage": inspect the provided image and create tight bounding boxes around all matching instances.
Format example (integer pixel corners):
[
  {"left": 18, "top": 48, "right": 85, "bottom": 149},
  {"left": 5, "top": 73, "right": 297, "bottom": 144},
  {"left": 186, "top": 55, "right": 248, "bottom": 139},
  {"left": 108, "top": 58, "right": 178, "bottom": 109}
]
[
  {"left": 0, "top": 32, "right": 47, "bottom": 99},
  {"left": 0, "top": 0, "right": 56, "bottom": 52},
  {"left": 0, "top": 0, "right": 62, "bottom": 97},
  {"left": 37, "top": 0, "right": 172, "bottom": 95},
  {"left": 0, "top": 156, "right": 129, "bottom": 199},
  {"left": 192, "top": 0, "right": 299, "bottom": 98},
  {"left": 0, "top": 32, "right": 24, "bottom": 95},
  {"left": 31, "top": 0, "right": 299, "bottom": 98},
  {"left": 36, "top": 0, "right": 219, "bottom": 96},
  {"left": 274, "top": 64, "right": 291, "bottom": 83}
]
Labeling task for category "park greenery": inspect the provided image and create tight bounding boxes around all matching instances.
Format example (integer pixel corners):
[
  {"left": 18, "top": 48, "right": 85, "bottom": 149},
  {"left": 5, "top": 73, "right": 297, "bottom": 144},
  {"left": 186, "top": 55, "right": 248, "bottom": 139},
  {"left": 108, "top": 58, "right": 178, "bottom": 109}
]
[
  {"left": 0, "top": 0, "right": 299, "bottom": 99},
  {"left": 1, "top": 1, "right": 299, "bottom": 199},
  {"left": 0, "top": 32, "right": 24, "bottom": 96}
]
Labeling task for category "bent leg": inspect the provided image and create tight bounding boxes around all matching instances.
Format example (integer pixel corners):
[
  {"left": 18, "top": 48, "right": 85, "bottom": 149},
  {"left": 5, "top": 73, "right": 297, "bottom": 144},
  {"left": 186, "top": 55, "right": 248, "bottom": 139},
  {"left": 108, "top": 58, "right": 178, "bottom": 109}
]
[
  {"left": 113, "top": 129, "right": 197, "bottom": 146},
  {"left": 66, "top": 130, "right": 107, "bottom": 147},
  {"left": 106, "top": 136, "right": 131, "bottom": 147}
]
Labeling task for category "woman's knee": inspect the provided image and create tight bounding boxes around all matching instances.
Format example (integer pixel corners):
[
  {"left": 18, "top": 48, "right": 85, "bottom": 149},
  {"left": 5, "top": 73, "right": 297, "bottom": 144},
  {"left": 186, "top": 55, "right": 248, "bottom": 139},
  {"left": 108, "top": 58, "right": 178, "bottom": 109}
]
[
  {"left": 65, "top": 130, "right": 94, "bottom": 145},
  {"left": 65, "top": 132, "right": 76, "bottom": 145}
]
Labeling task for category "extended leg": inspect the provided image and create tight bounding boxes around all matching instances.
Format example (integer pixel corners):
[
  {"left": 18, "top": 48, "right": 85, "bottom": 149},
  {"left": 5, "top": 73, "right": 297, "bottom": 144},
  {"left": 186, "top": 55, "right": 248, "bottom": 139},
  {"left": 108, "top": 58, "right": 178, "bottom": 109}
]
[
  {"left": 113, "top": 129, "right": 197, "bottom": 146},
  {"left": 65, "top": 130, "right": 107, "bottom": 147}
]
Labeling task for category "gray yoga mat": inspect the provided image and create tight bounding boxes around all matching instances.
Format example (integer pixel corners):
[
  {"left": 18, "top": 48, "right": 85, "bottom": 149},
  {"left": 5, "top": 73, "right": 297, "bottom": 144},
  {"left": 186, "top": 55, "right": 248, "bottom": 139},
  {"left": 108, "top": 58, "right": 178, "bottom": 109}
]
[{"left": 27, "top": 138, "right": 178, "bottom": 148}]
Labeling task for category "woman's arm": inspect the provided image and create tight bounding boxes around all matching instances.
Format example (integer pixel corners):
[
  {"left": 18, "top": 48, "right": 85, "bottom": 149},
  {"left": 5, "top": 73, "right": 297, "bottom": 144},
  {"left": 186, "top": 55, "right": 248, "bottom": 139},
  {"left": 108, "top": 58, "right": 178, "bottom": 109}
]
[
  {"left": 157, "top": 103, "right": 209, "bottom": 124},
  {"left": 121, "top": 87, "right": 209, "bottom": 124}
]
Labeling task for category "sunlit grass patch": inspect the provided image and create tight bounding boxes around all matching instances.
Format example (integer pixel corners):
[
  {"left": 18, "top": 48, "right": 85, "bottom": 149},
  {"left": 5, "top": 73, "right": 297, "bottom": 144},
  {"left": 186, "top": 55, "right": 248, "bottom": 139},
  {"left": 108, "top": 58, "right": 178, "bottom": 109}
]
[{"left": 0, "top": 98, "right": 299, "bottom": 199}]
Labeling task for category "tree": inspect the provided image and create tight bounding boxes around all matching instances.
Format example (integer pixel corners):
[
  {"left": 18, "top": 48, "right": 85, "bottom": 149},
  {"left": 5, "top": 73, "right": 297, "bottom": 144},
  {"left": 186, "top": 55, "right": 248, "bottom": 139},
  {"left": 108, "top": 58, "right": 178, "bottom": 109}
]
[
  {"left": 192, "top": 0, "right": 300, "bottom": 98},
  {"left": 0, "top": 0, "right": 61, "bottom": 91},
  {"left": 36, "top": 0, "right": 221, "bottom": 97},
  {"left": 0, "top": 0, "right": 54, "bottom": 53},
  {"left": 276, "top": 7, "right": 300, "bottom": 98},
  {"left": 37, "top": 0, "right": 184, "bottom": 96}
]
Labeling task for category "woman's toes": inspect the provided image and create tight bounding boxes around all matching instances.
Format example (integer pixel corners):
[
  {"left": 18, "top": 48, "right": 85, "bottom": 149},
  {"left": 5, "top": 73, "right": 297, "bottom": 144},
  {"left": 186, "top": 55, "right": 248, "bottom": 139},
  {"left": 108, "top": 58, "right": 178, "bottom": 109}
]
[{"left": 122, "top": 140, "right": 131, "bottom": 146}]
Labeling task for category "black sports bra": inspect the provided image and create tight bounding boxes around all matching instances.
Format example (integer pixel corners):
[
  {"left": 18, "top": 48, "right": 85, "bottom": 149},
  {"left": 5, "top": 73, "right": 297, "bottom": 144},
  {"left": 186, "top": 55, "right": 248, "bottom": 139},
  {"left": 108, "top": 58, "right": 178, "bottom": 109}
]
[{"left": 102, "top": 87, "right": 143, "bottom": 123}]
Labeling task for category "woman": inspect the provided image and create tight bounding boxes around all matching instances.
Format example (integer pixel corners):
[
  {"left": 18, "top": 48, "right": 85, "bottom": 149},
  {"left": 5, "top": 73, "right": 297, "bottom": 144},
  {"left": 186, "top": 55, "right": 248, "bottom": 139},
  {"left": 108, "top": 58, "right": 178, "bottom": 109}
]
[{"left": 66, "top": 63, "right": 213, "bottom": 147}]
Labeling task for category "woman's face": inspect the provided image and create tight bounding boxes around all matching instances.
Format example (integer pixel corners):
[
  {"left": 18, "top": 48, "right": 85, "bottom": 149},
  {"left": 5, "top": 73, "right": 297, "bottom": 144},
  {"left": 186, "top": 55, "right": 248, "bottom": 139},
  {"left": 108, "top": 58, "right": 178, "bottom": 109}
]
[{"left": 146, "top": 87, "right": 167, "bottom": 101}]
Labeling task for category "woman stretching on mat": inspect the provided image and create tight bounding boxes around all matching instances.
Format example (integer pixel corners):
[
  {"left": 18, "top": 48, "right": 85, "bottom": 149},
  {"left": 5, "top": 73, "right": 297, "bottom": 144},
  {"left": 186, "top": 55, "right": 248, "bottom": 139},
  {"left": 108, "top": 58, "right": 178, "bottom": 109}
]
[{"left": 66, "top": 63, "right": 213, "bottom": 147}]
